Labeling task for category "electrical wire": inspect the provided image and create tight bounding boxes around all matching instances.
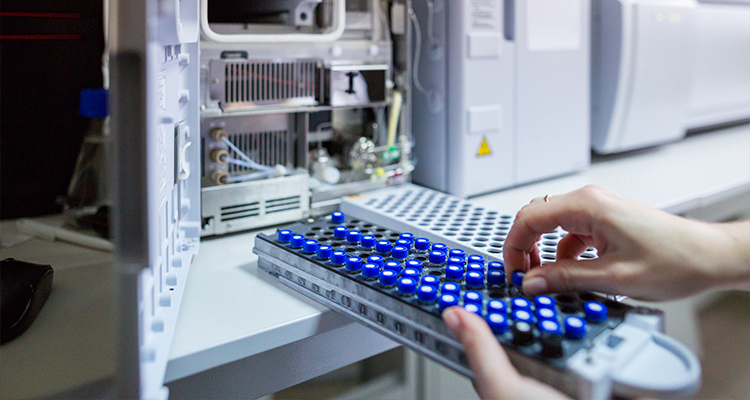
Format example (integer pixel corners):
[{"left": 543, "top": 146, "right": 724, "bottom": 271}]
[
  {"left": 408, "top": 7, "right": 429, "bottom": 97},
  {"left": 221, "top": 137, "right": 275, "bottom": 172}
]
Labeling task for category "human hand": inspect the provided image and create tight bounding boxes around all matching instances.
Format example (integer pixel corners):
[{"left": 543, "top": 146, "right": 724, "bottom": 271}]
[
  {"left": 442, "top": 306, "right": 570, "bottom": 400},
  {"left": 503, "top": 185, "right": 750, "bottom": 301}
]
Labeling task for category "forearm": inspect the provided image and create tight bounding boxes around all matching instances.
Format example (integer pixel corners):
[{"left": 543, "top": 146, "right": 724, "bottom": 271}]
[{"left": 713, "top": 221, "right": 750, "bottom": 291}]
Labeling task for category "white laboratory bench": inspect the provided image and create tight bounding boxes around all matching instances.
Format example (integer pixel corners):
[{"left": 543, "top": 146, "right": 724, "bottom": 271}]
[{"left": 1, "top": 124, "right": 748, "bottom": 399}]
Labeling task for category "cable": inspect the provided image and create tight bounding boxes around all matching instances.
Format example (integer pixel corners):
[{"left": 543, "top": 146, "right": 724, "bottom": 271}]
[
  {"left": 408, "top": 7, "right": 429, "bottom": 97},
  {"left": 221, "top": 137, "right": 276, "bottom": 172}
]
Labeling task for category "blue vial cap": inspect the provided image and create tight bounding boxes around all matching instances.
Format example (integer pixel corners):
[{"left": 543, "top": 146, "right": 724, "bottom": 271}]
[
  {"left": 317, "top": 245, "right": 333, "bottom": 259},
  {"left": 290, "top": 234, "right": 305, "bottom": 248},
  {"left": 396, "top": 239, "right": 412, "bottom": 248},
  {"left": 464, "top": 290, "right": 483, "bottom": 305},
  {"left": 384, "top": 260, "right": 401, "bottom": 272},
  {"left": 379, "top": 269, "right": 398, "bottom": 286},
  {"left": 79, "top": 88, "right": 109, "bottom": 118},
  {"left": 429, "top": 251, "right": 447, "bottom": 264},
  {"left": 367, "top": 254, "right": 384, "bottom": 268},
  {"left": 447, "top": 256, "right": 465, "bottom": 266},
  {"left": 392, "top": 246, "right": 409, "bottom": 260},
  {"left": 539, "top": 319, "right": 562, "bottom": 335},
  {"left": 331, "top": 250, "right": 347, "bottom": 265},
  {"left": 361, "top": 235, "right": 376, "bottom": 248},
  {"left": 468, "top": 255, "right": 485, "bottom": 265},
  {"left": 417, "top": 285, "right": 438, "bottom": 303},
  {"left": 433, "top": 243, "right": 448, "bottom": 252},
  {"left": 334, "top": 226, "right": 348, "bottom": 239},
  {"left": 487, "top": 313, "right": 509, "bottom": 335},
  {"left": 347, "top": 230, "right": 362, "bottom": 244},
  {"left": 564, "top": 316, "right": 588, "bottom": 339},
  {"left": 488, "top": 261, "right": 504, "bottom": 270},
  {"left": 398, "top": 277, "right": 418, "bottom": 295},
  {"left": 331, "top": 211, "right": 345, "bottom": 223},
  {"left": 421, "top": 275, "right": 440, "bottom": 288},
  {"left": 449, "top": 249, "right": 466, "bottom": 260},
  {"left": 467, "top": 262, "right": 484, "bottom": 272},
  {"left": 535, "top": 295, "right": 556, "bottom": 309},
  {"left": 511, "top": 297, "right": 532, "bottom": 311},
  {"left": 399, "top": 232, "right": 415, "bottom": 244},
  {"left": 439, "top": 294, "right": 459, "bottom": 311},
  {"left": 536, "top": 307, "right": 558, "bottom": 321},
  {"left": 376, "top": 240, "right": 392, "bottom": 254},
  {"left": 511, "top": 271, "right": 525, "bottom": 287},
  {"left": 466, "top": 271, "right": 485, "bottom": 288},
  {"left": 303, "top": 239, "right": 318, "bottom": 253},
  {"left": 487, "top": 299, "right": 507, "bottom": 314},
  {"left": 441, "top": 282, "right": 461, "bottom": 296},
  {"left": 362, "top": 263, "right": 380, "bottom": 279},
  {"left": 584, "top": 301, "right": 608, "bottom": 323},
  {"left": 402, "top": 268, "right": 420, "bottom": 280},
  {"left": 414, "top": 238, "right": 430, "bottom": 251},
  {"left": 346, "top": 256, "right": 363, "bottom": 272},
  {"left": 405, "top": 259, "right": 423, "bottom": 272},
  {"left": 464, "top": 303, "right": 483, "bottom": 317},
  {"left": 277, "top": 229, "right": 293, "bottom": 242},
  {"left": 512, "top": 309, "right": 535, "bottom": 324},
  {"left": 445, "top": 265, "right": 464, "bottom": 281},
  {"left": 487, "top": 270, "right": 505, "bottom": 287}
]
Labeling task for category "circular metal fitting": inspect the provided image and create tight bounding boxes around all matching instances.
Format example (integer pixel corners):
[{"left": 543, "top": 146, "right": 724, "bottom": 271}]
[
  {"left": 210, "top": 148, "right": 229, "bottom": 164},
  {"left": 210, "top": 128, "right": 228, "bottom": 141},
  {"left": 211, "top": 170, "right": 229, "bottom": 185}
]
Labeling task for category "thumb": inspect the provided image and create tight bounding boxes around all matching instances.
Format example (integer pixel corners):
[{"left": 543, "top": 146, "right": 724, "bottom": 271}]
[{"left": 522, "top": 258, "right": 612, "bottom": 296}]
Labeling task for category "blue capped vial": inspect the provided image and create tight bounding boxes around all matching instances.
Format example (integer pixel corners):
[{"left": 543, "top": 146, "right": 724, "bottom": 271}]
[
  {"left": 439, "top": 293, "right": 459, "bottom": 311},
  {"left": 466, "top": 271, "right": 485, "bottom": 289},
  {"left": 487, "top": 270, "right": 505, "bottom": 287},
  {"left": 277, "top": 229, "right": 293, "bottom": 243},
  {"left": 331, "top": 211, "right": 345, "bottom": 223},
  {"left": 397, "top": 277, "right": 418, "bottom": 296},
  {"left": 392, "top": 246, "right": 409, "bottom": 260},
  {"left": 449, "top": 249, "right": 466, "bottom": 260},
  {"left": 383, "top": 260, "right": 401, "bottom": 272},
  {"left": 333, "top": 226, "right": 348, "bottom": 239},
  {"left": 331, "top": 250, "right": 347, "bottom": 265},
  {"left": 346, "top": 256, "right": 363, "bottom": 273},
  {"left": 512, "top": 309, "right": 535, "bottom": 324},
  {"left": 317, "top": 245, "right": 333, "bottom": 259},
  {"left": 399, "top": 232, "right": 415, "bottom": 244},
  {"left": 376, "top": 240, "right": 392, "bottom": 254},
  {"left": 441, "top": 282, "right": 461, "bottom": 296},
  {"left": 487, "top": 299, "right": 507, "bottom": 314},
  {"left": 535, "top": 295, "right": 556, "bottom": 309},
  {"left": 487, "top": 313, "right": 509, "bottom": 335},
  {"left": 584, "top": 301, "right": 608, "bottom": 323},
  {"left": 429, "top": 250, "right": 447, "bottom": 265},
  {"left": 421, "top": 275, "right": 440, "bottom": 288},
  {"left": 347, "top": 230, "right": 362, "bottom": 244},
  {"left": 362, "top": 263, "right": 380, "bottom": 279},
  {"left": 467, "top": 262, "right": 484, "bottom": 273},
  {"left": 447, "top": 256, "right": 465, "bottom": 267},
  {"left": 445, "top": 265, "right": 464, "bottom": 281},
  {"left": 417, "top": 285, "right": 438, "bottom": 303},
  {"left": 468, "top": 255, "right": 485, "bottom": 265},
  {"left": 464, "top": 303, "right": 483, "bottom": 317},
  {"left": 564, "top": 316, "right": 588, "bottom": 339},
  {"left": 464, "top": 290, "right": 483, "bottom": 305},
  {"left": 402, "top": 268, "right": 420, "bottom": 280},
  {"left": 290, "top": 234, "right": 305, "bottom": 248},
  {"left": 379, "top": 269, "right": 398, "bottom": 287},
  {"left": 361, "top": 235, "right": 376, "bottom": 248},
  {"left": 488, "top": 261, "right": 504, "bottom": 270},
  {"left": 511, "top": 271, "right": 526, "bottom": 287},
  {"left": 367, "top": 254, "right": 384, "bottom": 268},
  {"left": 414, "top": 238, "right": 430, "bottom": 251},
  {"left": 539, "top": 319, "right": 562, "bottom": 335},
  {"left": 303, "top": 239, "right": 318, "bottom": 253},
  {"left": 511, "top": 297, "right": 532, "bottom": 311},
  {"left": 405, "top": 259, "right": 423, "bottom": 272},
  {"left": 536, "top": 307, "right": 558, "bottom": 322},
  {"left": 395, "top": 239, "right": 412, "bottom": 248},
  {"left": 433, "top": 243, "right": 448, "bottom": 253}
]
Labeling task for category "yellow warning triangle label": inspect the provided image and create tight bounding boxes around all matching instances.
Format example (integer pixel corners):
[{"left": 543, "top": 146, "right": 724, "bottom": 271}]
[{"left": 477, "top": 137, "right": 492, "bottom": 157}]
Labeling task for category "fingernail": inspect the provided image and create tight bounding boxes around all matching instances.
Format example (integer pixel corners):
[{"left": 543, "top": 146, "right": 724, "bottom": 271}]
[
  {"left": 523, "top": 277, "right": 548, "bottom": 295},
  {"left": 442, "top": 307, "right": 460, "bottom": 331}
]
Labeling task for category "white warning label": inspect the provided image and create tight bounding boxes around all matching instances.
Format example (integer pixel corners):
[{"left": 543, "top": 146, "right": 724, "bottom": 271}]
[{"left": 470, "top": 0, "right": 501, "bottom": 31}]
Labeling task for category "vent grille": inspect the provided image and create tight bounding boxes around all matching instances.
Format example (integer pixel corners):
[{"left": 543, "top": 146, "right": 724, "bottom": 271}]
[
  {"left": 227, "top": 130, "right": 292, "bottom": 174},
  {"left": 224, "top": 60, "right": 319, "bottom": 106},
  {"left": 220, "top": 202, "right": 260, "bottom": 222},
  {"left": 266, "top": 196, "right": 301, "bottom": 214}
]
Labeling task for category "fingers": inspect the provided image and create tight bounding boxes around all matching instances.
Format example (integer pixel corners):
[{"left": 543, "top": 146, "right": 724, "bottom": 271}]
[
  {"left": 555, "top": 233, "right": 590, "bottom": 260},
  {"left": 443, "top": 307, "right": 521, "bottom": 399},
  {"left": 522, "top": 257, "right": 616, "bottom": 296}
]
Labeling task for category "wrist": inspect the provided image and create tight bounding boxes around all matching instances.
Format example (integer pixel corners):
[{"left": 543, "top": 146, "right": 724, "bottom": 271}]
[{"left": 707, "top": 221, "right": 750, "bottom": 291}]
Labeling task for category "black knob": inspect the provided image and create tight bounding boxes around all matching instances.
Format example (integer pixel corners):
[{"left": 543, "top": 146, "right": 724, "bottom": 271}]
[
  {"left": 511, "top": 322, "right": 534, "bottom": 346},
  {"left": 541, "top": 334, "right": 564, "bottom": 358}
]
